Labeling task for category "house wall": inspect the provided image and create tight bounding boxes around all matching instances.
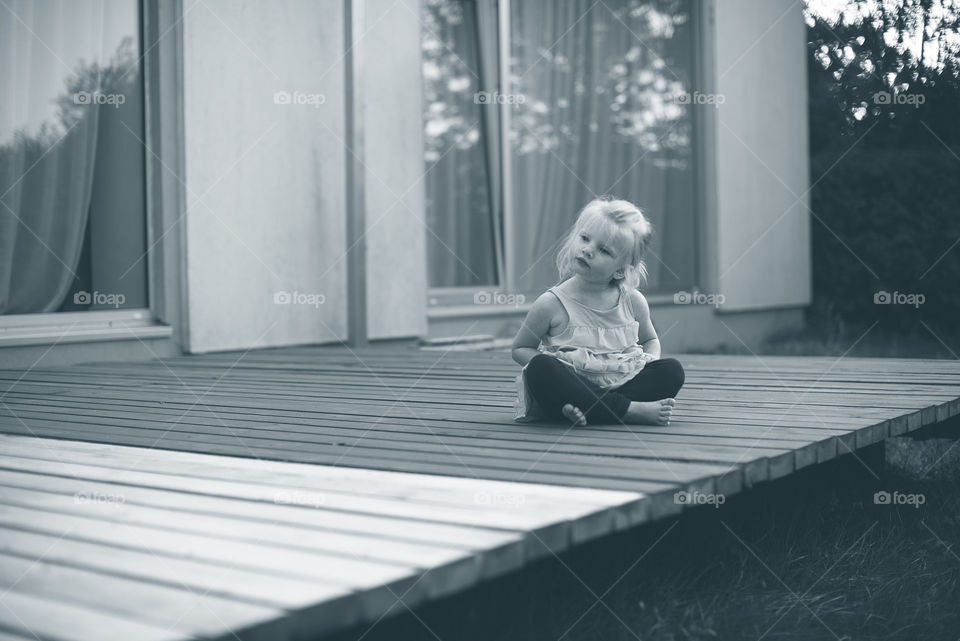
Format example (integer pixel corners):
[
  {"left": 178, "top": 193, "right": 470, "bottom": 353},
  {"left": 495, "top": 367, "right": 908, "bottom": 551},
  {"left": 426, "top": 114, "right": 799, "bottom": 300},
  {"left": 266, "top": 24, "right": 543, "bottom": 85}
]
[
  {"left": 181, "top": 0, "right": 348, "bottom": 352},
  {"left": 362, "top": 0, "right": 429, "bottom": 340},
  {"left": 710, "top": 0, "right": 812, "bottom": 311},
  {"left": 179, "top": 0, "right": 426, "bottom": 351},
  {"left": 0, "top": 0, "right": 810, "bottom": 360}
]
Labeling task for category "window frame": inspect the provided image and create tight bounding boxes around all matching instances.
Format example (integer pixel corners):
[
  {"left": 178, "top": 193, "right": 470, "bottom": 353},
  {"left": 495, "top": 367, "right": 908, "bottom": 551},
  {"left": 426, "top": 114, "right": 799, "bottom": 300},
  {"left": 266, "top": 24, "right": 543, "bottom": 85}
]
[{"left": 0, "top": 0, "right": 185, "bottom": 348}]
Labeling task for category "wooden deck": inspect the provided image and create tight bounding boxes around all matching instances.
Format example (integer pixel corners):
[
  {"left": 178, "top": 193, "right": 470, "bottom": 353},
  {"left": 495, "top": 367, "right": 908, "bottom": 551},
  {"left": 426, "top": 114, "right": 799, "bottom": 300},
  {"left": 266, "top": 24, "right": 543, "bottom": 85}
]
[{"left": 0, "top": 345, "right": 958, "bottom": 640}]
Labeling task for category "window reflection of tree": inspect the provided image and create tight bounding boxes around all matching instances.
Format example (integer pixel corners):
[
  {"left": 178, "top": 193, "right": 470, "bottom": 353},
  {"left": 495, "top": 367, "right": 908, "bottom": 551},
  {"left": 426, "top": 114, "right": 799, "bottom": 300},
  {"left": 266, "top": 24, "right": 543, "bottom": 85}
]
[
  {"left": 0, "top": 38, "right": 140, "bottom": 315},
  {"left": 422, "top": 0, "right": 692, "bottom": 164},
  {"left": 511, "top": 0, "right": 691, "bottom": 169}
]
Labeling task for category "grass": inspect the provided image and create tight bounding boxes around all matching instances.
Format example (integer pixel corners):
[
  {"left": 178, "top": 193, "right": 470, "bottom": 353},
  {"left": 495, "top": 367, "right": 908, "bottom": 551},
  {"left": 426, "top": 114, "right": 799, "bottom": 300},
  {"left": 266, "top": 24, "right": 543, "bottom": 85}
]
[{"left": 325, "top": 447, "right": 960, "bottom": 641}]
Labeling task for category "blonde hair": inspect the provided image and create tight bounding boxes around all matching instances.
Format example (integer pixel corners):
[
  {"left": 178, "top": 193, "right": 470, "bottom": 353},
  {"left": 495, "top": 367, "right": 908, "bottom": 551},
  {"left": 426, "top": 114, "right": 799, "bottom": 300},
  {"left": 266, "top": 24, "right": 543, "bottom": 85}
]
[{"left": 556, "top": 197, "right": 653, "bottom": 291}]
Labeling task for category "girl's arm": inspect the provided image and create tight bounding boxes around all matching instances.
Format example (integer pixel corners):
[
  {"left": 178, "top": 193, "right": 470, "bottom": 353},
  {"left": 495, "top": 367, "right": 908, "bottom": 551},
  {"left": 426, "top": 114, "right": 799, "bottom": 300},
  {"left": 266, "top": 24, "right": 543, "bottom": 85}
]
[
  {"left": 511, "top": 293, "right": 561, "bottom": 366},
  {"left": 629, "top": 290, "right": 661, "bottom": 360}
]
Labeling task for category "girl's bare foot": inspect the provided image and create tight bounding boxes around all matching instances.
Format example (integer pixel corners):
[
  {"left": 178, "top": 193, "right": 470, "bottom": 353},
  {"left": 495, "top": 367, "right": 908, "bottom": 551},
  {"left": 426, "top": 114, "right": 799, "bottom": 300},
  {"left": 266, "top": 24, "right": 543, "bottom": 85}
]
[
  {"left": 623, "top": 399, "right": 675, "bottom": 425},
  {"left": 562, "top": 403, "right": 587, "bottom": 426}
]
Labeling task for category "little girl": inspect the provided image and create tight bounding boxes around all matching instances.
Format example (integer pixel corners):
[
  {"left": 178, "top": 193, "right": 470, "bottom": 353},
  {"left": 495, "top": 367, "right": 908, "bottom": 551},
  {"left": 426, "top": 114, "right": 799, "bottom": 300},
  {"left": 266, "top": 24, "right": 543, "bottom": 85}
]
[{"left": 512, "top": 197, "right": 684, "bottom": 425}]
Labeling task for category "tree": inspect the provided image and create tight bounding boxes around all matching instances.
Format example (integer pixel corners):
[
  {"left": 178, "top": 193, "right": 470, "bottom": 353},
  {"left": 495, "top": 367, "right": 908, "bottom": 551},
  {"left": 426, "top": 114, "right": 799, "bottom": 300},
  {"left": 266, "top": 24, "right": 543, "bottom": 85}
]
[{"left": 805, "top": 0, "right": 960, "bottom": 151}]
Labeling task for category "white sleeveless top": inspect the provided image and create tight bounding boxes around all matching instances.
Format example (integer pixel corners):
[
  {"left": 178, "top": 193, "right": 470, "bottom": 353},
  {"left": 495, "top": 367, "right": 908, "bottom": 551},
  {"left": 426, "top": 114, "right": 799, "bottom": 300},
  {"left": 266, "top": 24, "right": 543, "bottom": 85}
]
[{"left": 514, "top": 283, "right": 650, "bottom": 421}]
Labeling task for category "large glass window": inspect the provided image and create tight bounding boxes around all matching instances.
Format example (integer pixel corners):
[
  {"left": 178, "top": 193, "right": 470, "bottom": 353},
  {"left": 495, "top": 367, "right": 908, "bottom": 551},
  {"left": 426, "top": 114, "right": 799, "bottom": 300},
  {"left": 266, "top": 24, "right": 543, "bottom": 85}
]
[
  {"left": 0, "top": 0, "right": 147, "bottom": 315},
  {"left": 422, "top": 0, "right": 697, "bottom": 297}
]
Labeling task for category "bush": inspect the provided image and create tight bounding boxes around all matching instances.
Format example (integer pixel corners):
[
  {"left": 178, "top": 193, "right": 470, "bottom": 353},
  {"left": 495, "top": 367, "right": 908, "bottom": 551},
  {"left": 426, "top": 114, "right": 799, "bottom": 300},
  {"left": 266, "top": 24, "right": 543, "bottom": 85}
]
[{"left": 810, "top": 145, "right": 960, "bottom": 337}]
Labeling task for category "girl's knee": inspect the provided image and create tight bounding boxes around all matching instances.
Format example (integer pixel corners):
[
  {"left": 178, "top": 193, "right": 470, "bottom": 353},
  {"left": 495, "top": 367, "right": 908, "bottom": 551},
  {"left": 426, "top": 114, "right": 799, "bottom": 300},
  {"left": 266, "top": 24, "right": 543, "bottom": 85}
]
[
  {"left": 659, "top": 358, "right": 685, "bottom": 391},
  {"left": 526, "top": 353, "right": 556, "bottom": 377}
]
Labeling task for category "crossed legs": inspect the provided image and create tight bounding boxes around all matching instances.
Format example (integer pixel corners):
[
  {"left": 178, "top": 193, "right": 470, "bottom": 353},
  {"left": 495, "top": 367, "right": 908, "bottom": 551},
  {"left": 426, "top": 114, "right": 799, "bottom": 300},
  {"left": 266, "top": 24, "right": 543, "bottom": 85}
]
[{"left": 524, "top": 354, "right": 685, "bottom": 426}]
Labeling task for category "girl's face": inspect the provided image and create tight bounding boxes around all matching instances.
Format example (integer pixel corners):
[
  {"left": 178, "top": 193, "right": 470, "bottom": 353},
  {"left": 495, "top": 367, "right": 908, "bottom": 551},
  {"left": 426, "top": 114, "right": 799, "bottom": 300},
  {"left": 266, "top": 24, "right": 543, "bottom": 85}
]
[{"left": 571, "top": 225, "right": 629, "bottom": 284}]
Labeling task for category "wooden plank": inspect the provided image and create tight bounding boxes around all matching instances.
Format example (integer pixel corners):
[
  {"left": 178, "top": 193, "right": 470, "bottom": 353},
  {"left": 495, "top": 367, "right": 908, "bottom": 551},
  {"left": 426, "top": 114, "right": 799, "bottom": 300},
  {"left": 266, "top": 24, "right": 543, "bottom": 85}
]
[
  {"left": 0, "top": 551, "right": 286, "bottom": 641},
  {"left": 0, "top": 500, "right": 421, "bottom": 593},
  {"left": 0, "top": 524, "right": 356, "bottom": 611},
  {"left": 0, "top": 588, "right": 191, "bottom": 641}
]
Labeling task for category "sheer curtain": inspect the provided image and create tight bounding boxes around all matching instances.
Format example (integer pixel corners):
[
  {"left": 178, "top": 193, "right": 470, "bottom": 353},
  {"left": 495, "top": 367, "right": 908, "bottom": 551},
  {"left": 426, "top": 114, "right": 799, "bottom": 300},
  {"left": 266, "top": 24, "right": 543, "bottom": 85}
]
[
  {"left": 422, "top": 0, "right": 500, "bottom": 287},
  {"left": 509, "top": 0, "right": 696, "bottom": 297},
  {"left": 0, "top": 1, "right": 112, "bottom": 314}
]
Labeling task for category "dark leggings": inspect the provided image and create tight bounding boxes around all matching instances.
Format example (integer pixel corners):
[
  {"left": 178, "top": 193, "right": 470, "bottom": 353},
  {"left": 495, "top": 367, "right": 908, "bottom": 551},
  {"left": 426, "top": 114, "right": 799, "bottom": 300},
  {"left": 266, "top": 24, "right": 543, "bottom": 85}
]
[{"left": 524, "top": 354, "right": 685, "bottom": 424}]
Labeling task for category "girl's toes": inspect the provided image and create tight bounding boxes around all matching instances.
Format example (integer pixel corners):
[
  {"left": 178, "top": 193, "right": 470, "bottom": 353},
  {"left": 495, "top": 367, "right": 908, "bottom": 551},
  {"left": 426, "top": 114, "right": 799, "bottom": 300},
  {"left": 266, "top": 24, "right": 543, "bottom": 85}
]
[
  {"left": 562, "top": 404, "right": 587, "bottom": 426},
  {"left": 660, "top": 405, "right": 674, "bottom": 425},
  {"left": 662, "top": 398, "right": 676, "bottom": 407}
]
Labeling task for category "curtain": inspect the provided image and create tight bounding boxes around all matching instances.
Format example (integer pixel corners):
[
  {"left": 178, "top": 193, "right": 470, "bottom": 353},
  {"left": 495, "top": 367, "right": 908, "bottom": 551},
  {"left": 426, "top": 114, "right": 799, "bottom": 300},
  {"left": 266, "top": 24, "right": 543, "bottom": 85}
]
[
  {"left": 475, "top": 0, "right": 503, "bottom": 283},
  {"left": 0, "top": 1, "right": 112, "bottom": 314},
  {"left": 422, "top": 0, "right": 499, "bottom": 287},
  {"left": 509, "top": 0, "right": 696, "bottom": 296}
]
